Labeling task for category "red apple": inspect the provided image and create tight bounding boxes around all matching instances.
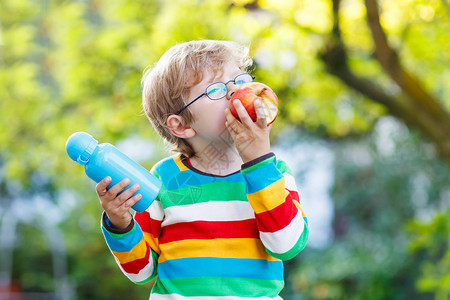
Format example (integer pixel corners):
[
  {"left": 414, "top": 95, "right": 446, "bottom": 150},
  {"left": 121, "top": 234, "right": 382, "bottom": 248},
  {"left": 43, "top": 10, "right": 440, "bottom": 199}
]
[{"left": 230, "top": 82, "right": 278, "bottom": 125}]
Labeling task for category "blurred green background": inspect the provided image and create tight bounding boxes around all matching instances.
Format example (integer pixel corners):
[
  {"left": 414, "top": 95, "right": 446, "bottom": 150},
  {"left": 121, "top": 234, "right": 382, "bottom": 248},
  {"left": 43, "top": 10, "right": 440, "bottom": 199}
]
[{"left": 1, "top": 0, "right": 449, "bottom": 299}]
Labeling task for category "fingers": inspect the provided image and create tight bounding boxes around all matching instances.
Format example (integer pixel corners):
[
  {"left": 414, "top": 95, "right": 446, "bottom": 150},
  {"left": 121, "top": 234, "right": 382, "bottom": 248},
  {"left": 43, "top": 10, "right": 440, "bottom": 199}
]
[
  {"left": 124, "top": 193, "right": 143, "bottom": 209},
  {"left": 96, "top": 176, "right": 111, "bottom": 197},
  {"left": 225, "top": 106, "right": 241, "bottom": 136},
  {"left": 254, "top": 99, "right": 268, "bottom": 127},
  {"left": 97, "top": 177, "right": 141, "bottom": 207},
  {"left": 232, "top": 99, "right": 253, "bottom": 126},
  {"left": 106, "top": 178, "right": 131, "bottom": 199},
  {"left": 117, "top": 183, "right": 140, "bottom": 204},
  {"left": 225, "top": 99, "right": 271, "bottom": 135},
  {"left": 228, "top": 99, "right": 267, "bottom": 128}
]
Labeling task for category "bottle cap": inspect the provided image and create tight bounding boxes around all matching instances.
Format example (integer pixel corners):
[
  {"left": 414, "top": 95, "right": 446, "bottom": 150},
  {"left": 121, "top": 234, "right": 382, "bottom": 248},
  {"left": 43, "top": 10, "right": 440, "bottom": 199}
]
[{"left": 66, "top": 132, "right": 99, "bottom": 165}]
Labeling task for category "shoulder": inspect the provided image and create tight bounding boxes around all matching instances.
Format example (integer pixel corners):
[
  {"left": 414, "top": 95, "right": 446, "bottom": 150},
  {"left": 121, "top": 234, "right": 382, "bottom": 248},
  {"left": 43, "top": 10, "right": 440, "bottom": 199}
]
[{"left": 150, "top": 154, "right": 187, "bottom": 181}]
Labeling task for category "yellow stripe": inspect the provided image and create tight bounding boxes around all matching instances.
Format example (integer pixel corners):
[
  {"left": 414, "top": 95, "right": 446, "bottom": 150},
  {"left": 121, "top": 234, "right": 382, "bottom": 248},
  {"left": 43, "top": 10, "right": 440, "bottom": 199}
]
[
  {"left": 247, "top": 179, "right": 287, "bottom": 214},
  {"left": 112, "top": 233, "right": 161, "bottom": 263},
  {"left": 143, "top": 232, "right": 160, "bottom": 255},
  {"left": 173, "top": 154, "right": 189, "bottom": 171},
  {"left": 158, "top": 238, "right": 279, "bottom": 263},
  {"left": 293, "top": 199, "right": 306, "bottom": 217},
  {"left": 112, "top": 238, "right": 147, "bottom": 264}
]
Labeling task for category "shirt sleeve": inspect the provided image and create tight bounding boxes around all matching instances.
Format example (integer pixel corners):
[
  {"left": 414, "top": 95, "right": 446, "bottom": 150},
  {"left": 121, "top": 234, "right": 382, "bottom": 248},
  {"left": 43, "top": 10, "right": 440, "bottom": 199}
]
[
  {"left": 241, "top": 152, "right": 309, "bottom": 260},
  {"left": 100, "top": 169, "right": 165, "bottom": 284}
]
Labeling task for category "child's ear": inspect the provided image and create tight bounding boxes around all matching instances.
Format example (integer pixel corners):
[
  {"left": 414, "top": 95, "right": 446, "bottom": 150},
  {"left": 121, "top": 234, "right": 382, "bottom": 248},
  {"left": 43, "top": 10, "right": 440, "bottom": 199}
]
[{"left": 166, "top": 115, "right": 196, "bottom": 138}]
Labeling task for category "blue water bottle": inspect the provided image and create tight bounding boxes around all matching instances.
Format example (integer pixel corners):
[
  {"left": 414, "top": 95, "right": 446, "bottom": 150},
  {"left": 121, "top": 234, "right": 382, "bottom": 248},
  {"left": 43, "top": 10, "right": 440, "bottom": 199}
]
[{"left": 66, "top": 132, "right": 162, "bottom": 213}]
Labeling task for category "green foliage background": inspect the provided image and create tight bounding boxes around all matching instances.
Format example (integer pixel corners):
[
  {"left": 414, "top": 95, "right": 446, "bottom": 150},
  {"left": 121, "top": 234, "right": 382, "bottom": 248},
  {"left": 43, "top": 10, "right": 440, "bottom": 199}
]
[{"left": 0, "top": 0, "right": 448, "bottom": 299}]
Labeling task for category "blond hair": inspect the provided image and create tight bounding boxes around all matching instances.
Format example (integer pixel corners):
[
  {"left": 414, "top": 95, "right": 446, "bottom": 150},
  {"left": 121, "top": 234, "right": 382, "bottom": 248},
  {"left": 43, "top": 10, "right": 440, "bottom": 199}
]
[{"left": 141, "top": 40, "right": 253, "bottom": 157}]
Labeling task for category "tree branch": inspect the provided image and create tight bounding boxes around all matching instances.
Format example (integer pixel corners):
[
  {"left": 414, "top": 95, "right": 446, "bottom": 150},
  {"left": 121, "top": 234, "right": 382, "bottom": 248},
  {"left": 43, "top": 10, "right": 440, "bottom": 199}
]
[
  {"left": 364, "top": 0, "right": 450, "bottom": 159},
  {"left": 320, "top": 0, "right": 450, "bottom": 161}
]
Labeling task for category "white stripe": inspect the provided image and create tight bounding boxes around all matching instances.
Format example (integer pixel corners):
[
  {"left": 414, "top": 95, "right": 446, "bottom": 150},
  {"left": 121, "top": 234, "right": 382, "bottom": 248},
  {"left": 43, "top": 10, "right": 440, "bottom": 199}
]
[
  {"left": 146, "top": 199, "right": 164, "bottom": 221},
  {"left": 119, "top": 259, "right": 154, "bottom": 283},
  {"left": 260, "top": 212, "right": 305, "bottom": 254},
  {"left": 162, "top": 201, "right": 254, "bottom": 226},
  {"left": 283, "top": 172, "right": 297, "bottom": 192},
  {"left": 150, "top": 294, "right": 283, "bottom": 300}
]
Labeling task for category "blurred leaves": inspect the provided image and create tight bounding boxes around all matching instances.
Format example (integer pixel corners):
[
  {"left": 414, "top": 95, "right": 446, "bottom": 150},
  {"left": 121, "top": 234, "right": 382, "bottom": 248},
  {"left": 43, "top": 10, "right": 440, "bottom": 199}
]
[
  {"left": 289, "top": 118, "right": 449, "bottom": 299},
  {"left": 407, "top": 213, "right": 450, "bottom": 299}
]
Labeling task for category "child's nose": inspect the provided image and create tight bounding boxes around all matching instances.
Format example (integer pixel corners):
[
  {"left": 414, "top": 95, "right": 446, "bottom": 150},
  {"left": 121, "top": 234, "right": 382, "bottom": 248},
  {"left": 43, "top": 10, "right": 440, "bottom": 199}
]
[{"left": 226, "top": 83, "right": 238, "bottom": 100}]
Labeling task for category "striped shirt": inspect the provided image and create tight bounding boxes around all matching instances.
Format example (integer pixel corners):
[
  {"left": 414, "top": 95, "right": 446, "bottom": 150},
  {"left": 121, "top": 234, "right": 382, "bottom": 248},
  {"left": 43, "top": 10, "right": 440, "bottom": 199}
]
[{"left": 102, "top": 152, "right": 308, "bottom": 299}]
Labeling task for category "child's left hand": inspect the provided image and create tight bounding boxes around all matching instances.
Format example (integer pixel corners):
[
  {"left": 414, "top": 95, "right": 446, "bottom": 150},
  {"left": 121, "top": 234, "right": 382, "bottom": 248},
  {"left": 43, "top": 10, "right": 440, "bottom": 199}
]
[{"left": 225, "top": 99, "right": 271, "bottom": 163}]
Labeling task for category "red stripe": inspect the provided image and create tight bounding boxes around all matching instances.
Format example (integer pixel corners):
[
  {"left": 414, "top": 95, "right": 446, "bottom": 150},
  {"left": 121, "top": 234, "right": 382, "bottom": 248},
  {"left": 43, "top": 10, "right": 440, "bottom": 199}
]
[
  {"left": 120, "top": 244, "right": 151, "bottom": 274},
  {"left": 288, "top": 189, "right": 299, "bottom": 202},
  {"left": 159, "top": 219, "right": 259, "bottom": 244},
  {"left": 135, "top": 211, "right": 162, "bottom": 237},
  {"left": 255, "top": 192, "right": 299, "bottom": 233}
]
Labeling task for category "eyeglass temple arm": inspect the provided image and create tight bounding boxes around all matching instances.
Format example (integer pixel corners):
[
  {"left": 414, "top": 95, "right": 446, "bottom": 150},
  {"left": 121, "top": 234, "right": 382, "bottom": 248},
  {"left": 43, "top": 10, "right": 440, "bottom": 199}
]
[{"left": 176, "top": 93, "right": 205, "bottom": 115}]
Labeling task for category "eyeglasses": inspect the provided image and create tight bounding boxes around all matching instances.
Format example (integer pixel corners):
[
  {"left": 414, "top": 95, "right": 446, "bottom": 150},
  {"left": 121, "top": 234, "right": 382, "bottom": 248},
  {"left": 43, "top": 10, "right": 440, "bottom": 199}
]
[{"left": 176, "top": 73, "right": 255, "bottom": 115}]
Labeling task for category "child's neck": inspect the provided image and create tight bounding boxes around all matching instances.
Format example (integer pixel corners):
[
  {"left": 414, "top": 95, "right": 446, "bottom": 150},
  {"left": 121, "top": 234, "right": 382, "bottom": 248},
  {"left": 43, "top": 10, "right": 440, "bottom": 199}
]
[{"left": 189, "top": 141, "right": 243, "bottom": 176}]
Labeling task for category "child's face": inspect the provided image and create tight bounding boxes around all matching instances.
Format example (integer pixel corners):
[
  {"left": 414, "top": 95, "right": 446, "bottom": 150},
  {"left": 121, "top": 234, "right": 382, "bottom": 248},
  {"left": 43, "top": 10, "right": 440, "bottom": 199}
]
[{"left": 186, "top": 61, "right": 242, "bottom": 141}]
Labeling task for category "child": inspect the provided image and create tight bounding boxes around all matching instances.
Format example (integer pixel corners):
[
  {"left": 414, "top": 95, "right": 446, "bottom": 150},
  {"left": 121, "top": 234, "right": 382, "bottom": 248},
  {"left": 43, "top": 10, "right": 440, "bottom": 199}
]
[{"left": 96, "top": 40, "right": 308, "bottom": 299}]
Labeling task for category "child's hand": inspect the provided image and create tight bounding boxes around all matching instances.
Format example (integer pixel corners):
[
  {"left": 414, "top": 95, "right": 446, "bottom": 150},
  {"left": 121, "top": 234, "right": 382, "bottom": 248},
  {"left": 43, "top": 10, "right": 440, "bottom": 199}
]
[
  {"left": 225, "top": 99, "right": 271, "bottom": 163},
  {"left": 96, "top": 177, "right": 142, "bottom": 229}
]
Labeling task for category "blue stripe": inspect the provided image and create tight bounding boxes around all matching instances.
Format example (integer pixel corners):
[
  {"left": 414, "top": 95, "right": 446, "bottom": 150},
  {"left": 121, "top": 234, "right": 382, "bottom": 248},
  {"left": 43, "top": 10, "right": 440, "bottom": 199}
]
[
  {"left": 154, "top": 158, "right": 181, "bottom": 186},
  {"left": 101, "top": 223, "right": 143, "bottom": 252},
  {"left": 156, "top": 158, "right": 245, "bottom": 190},
  {"left": 243, "top": 162, "right": 284, "bottom": 194},
  {"left": 158, "top": 257, "right": 283, "bottom": 280}
]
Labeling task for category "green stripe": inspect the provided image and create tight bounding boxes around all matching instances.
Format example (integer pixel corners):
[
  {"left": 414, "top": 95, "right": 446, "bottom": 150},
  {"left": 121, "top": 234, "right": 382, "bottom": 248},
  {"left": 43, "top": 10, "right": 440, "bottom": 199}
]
[
  {"left": 276, "top": 160, "right": 293, "bottom": 176},
  {"left": 135, "top": 250, "right": 160, "bottom": 284},
  {"left": 159, "top": 181, "right": 247, "bottom": 208},
  {"left": 152, "top": 276, "right": 283, "bottom": 297},
  {"left": 105, "top": 222, "right": 137, "bottom": 239},
  {"left": 266, "top": 225, "right": 309, "bottom": 261},
  {"left": 241, "top": 156, "right": 276, "bottom": 175}
]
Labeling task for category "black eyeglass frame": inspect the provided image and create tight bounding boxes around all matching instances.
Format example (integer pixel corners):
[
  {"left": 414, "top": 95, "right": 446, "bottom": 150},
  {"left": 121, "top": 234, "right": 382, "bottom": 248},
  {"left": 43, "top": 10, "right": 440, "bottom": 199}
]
[{"left": 176, "top": 73, "right": 255, "bottom": 115}]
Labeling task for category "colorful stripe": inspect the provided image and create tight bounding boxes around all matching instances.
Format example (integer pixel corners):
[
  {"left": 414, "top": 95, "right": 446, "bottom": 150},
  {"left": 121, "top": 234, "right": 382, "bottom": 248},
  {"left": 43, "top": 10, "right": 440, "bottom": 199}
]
[
  {"left": 247, "top": 179, "right": 287, "bottom": 214},
  {"left": 173, "top": 155, "right": 189, "bottom": 171},
  {"left": 121, "top": 261, "right": 154, "bottom": 283},
  {"left": 161, "top": 181, "right": 247, "bottom": 208},
  {"left": 162, "top": 200, "right": 255, "bottom": 226},
  {"left": 152, "top": 277, "right": 283, "bottom": 298},
  {"left": 260, "top": 213, "right": 305, "bottom": 255},
  {"left": 244, "top": 164, "right": 283, "bottom": 194},
  {"left": 112, "top": 238, "right": 149, "bottom": 264},
  {"left": 120, "top": 243, "right": 151, "bottom": 274},
  {"left": 156, "top": 162, "right": 244, "bottom": 192},
  {"left": 146, "top": 200, "right": 165, "bottom": 221},
  {"left": 158, "top": 257, "right": 283, "bottom": 280},
  {"left": 255, "top": 193, "right": 299, "bottom": 233},
  {"left": 102, "top": 222, "right": 142, "bottom": 252},
  {"left": 143, "top": 232, "right": 160, "bottom": 255},
  {"left": 284, "top": 172, "right": 297, "bottom": 191},
  {"left": 158, "top": 238, "right": 278, "bottom": 263},
  {"left": 120, "top": 250, "right": 159, "bottom": 284},
  {"left": 241, "top": 154, "right": 276, "bottom": 174},
  {"left": 135, "top": 211, "right": 162, "bottom": 235},
  {"left": 150, "top": 294, "right": 282, "bottom": 300},
  {"left": 134, "top": 210, "right": 162, "bottom": 254},
  {"left": 266, "top": 224, "right": 309, "bottom": 261},
  {"left": 159, "top": 219, "right": 259, "bottom": 244},
  {"left": 151, "top": 157, "right": 181, "bottom": 184}
]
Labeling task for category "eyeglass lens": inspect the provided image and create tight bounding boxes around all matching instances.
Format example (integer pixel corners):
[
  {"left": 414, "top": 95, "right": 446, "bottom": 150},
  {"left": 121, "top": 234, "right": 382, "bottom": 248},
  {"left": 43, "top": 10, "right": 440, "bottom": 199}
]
[{"left": 205, "top": 74, "right": 253, "bottom": 100}]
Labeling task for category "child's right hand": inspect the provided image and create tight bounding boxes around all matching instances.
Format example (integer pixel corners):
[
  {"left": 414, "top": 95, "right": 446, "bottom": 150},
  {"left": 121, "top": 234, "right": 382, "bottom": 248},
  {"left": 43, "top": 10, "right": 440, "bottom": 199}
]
[{"left": 96, "top": 177, "right": 142, "bottom": 229}]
